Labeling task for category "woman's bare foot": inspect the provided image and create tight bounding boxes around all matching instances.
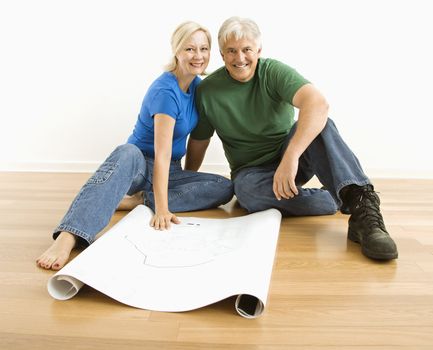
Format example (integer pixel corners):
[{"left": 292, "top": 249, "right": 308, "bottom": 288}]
[
  {"left": 116, "top": 191, "right": 144, "bottom": 211},
  {"left": 36, "top": 232, "right": 77, "bottom": 270}
]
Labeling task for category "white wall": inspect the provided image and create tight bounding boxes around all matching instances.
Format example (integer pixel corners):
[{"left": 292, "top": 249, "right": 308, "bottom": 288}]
[{"left": 1, "top": 0, "right": 432, "bottom": 178}]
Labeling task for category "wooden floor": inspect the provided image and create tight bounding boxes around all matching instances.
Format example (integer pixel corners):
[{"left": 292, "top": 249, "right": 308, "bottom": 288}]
[{"left": 1, "top": 172, "right": 433, "bottom": 349}]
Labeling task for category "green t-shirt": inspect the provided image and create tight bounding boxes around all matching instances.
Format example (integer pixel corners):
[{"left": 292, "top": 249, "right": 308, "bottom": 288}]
[{"left": 191, "top": 58, "right": 310, "bottom": 177}]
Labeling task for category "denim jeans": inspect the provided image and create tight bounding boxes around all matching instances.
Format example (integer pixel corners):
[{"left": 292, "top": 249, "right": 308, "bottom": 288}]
[
  {"left": 54, "top": 143, "right": 234, "bottom": 245},
  {"left": 233, "top": 118, "right": 370, "bottom": 216}
]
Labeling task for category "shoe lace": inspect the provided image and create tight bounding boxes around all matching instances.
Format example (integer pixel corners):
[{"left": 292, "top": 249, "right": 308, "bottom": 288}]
[{"left": 349, "top": 187, "right": 387, "bottom": 232}]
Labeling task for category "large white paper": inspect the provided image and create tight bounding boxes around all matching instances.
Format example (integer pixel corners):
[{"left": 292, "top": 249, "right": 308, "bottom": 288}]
[{"left": 48, "top": 205, "right": 281, "bottom": 318}]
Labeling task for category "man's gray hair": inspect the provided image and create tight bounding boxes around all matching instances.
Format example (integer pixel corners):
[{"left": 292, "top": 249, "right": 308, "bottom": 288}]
[{"left": 218, "top": 16, "right": 262, "bottom": 51}]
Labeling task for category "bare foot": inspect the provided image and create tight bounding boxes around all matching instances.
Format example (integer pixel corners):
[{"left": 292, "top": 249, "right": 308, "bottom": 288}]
[
  {"left": 117, "top": 191, "right": 144, "bottom": 211},
  {"left": 36, "top": 232, "right": 77, "bottom": 270}
]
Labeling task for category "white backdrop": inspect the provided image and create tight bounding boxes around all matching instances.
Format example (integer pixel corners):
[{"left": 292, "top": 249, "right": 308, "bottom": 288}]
[{"left": 1, "top": 0, "right": 432, "bottom": 178}]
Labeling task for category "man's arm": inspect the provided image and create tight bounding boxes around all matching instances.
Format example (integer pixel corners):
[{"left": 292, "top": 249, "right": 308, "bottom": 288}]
[
  {"left": 273, "top": 83, "right": 329, "bottom": 200},
  {"left": 185, "top": 138, "right": 211, "bottom": 171}
]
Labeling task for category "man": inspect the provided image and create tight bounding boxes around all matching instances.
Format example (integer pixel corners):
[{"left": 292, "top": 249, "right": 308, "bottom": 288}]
[{"left": 185, "top": 16, "right": 398, "bottom": 260}]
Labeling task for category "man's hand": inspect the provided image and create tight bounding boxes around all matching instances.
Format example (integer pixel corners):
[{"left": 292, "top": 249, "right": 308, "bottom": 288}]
[
  {"left": 150, "top": 211, "right": 181, "bottom": 230},
  {"left": 273, "top": 156, "right": 299, "bottom": 200}
]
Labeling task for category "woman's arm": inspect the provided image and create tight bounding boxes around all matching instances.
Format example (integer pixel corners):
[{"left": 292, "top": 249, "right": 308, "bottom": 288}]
[{"left": 150, "top": 113, "right": 180, "bottom": 230}]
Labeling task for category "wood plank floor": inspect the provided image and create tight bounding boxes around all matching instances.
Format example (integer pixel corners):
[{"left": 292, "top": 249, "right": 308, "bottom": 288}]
[{"left": 1, "top": 172, "right": 433, "bottom": 349}]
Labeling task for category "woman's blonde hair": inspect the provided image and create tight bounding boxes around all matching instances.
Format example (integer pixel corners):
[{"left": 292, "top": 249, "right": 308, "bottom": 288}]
[
  {"left": 218, "top": 16, "right": 261, "bottom": 51},
  {"left": 164, "top": 21, "right": 212, "bottom": 72}
]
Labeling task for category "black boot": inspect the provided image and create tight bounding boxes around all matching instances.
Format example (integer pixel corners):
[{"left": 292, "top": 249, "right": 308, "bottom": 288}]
[{"left": 341, "top": 184, "right": 398, "bottom": 260}]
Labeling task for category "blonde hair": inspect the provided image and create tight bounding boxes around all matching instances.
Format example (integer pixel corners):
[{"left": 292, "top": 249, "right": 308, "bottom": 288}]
[
  {"left": 164, "top": 21, "right": 212, "bottom": 72},
  {"left": 218, "top": 16, "right": 262, "bottom": 51}
]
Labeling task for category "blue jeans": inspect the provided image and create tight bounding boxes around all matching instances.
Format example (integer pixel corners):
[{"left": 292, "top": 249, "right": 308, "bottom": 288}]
[
  {"left": 54, "top": 144, "right": 234, "bottom": 245},
  {"left": 233, "top": 118, "right": 370, "bottom": 216}
]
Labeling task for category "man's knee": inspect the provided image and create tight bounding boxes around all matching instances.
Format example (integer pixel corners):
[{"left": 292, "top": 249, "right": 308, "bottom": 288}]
[{"left": 322, "top": 118, "right": 338, "bottom": 133}]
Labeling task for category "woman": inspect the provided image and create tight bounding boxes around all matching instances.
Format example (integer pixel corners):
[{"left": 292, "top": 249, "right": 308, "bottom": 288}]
[{"left": 36, "top": 21, "right": 234, "bottom": 271}]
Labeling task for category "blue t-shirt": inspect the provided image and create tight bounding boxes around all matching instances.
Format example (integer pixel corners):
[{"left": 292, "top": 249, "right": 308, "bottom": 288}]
[{"left": 127, "top": 72, "right": 201, "bottom": 160}]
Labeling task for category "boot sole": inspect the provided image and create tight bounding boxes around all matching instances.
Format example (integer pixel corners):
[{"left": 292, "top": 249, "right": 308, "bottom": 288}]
[{"left": 348, "top": 229, "right": 398, "bottom": 260}]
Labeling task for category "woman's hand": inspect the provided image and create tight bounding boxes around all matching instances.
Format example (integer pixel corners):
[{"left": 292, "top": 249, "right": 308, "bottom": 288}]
[{"left": 150, "top": 211, "right": 180, "bottom": 230}]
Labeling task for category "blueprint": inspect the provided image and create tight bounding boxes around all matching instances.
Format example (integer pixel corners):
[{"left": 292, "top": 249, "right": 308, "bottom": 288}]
[{"left": 48, "top": 205, "right": 281, "bottom": 318}]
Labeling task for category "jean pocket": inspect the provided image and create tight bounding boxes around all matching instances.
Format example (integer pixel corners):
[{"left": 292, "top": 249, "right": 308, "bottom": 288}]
[{"left": 87, "top": 162, "right": 118, "bottom": 184}]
